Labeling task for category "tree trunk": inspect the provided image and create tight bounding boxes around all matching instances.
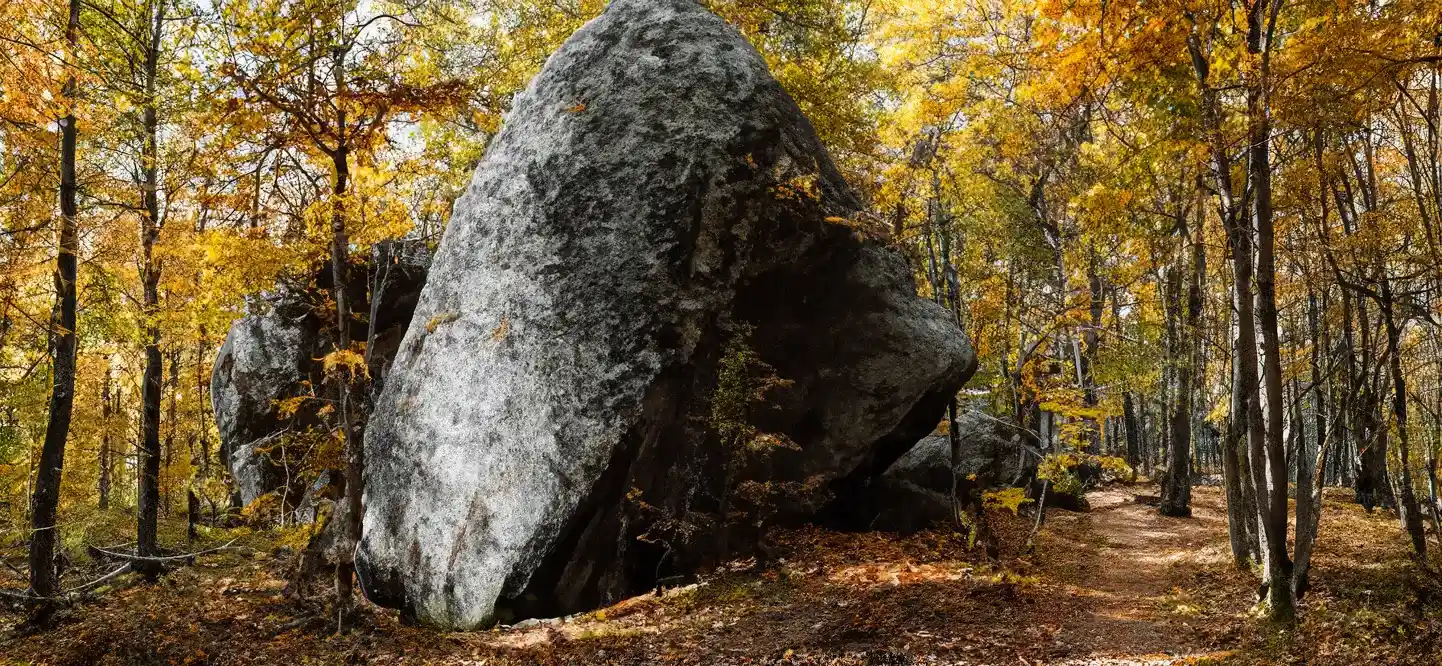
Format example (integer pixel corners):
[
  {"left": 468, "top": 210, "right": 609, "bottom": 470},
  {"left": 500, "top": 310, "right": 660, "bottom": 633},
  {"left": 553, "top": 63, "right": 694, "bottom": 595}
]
[
  {"left": 28, "top": 0, "right": 82, "bottom": 624},
  {"left": 99, "top": 367, "right": 112, "bottom": 510},
  {"left": 1429, "top": 389, "right": 1442, "bottom": 551},
  {"left": 187, "top": 490, "right": 200, "bottom": 541},
  {"left": 1381, "top": 278, "right": 1427, "bottom": 559},
  {"left": 1080, "top": 250, "right": 1103, "bottom": 452},
  {"left": 1247, "top": 0, "right": 1295, "bottom": 620},
  {"left": 1188, "top": 24, "right": 1260, "bottom": 568},
  {"left": 1339, "top": 282, "right": 1380, "bottom": 509},
  {"left": 1293, "top": 288, "right": 1330, "bottom": 598},
  {"left": 330, "top": 44, "right": 364, "bottom": 621},
  {"left": 1427, "top": 340, "right": 1442, "bottom": 550},
  {"left": 164, "top": 348, "right": 179, "bottom": 515},
  {"left": 1220, "top": 303, "right": 1255, "bottom": 565},
  {"left": 1222, "top": 413, "right": 1254, "bottom": 567},
  {"left": 135, "top": 0, "right": 167, "bottom": 580},
  {"left": 1123, "top": 393, "right": 1140, "bottom": 482},
  {"left": 197, "top": 328, "right": 210, "bottom": 475},
  {"left": 1162, "top": 211, "right": 1203, "bottom": 517}
]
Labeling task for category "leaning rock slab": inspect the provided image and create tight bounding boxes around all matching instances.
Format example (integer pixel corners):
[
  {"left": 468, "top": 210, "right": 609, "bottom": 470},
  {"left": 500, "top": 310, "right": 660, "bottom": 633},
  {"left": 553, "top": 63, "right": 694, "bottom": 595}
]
[
  {"left": 357, "top": 0, "right": 975, "bottom": 630},
  {"left": 849, "top": 409, "right": 1099, "bottom": 532}
]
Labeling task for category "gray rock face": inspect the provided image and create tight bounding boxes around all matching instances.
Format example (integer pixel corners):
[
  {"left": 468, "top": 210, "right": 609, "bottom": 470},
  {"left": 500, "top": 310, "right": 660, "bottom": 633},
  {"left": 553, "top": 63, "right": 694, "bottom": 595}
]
[
  {"left": 356, "top": 0, "right": 975, "bottom": 630},
  {"left": 211, "top": 290, "right": 317, "bottom": 507},
  {"left": 211, "top": 241, "right": 430, "bottom": 508},
  {"left": 853, "top": 409, "right": 1105, "bottom": 532},
  {"left": 894, "top": 413, "right": 1026, "bottom": 488},
  {"left": 858, "top": 410, "right": 1024, "bottom": 533}
]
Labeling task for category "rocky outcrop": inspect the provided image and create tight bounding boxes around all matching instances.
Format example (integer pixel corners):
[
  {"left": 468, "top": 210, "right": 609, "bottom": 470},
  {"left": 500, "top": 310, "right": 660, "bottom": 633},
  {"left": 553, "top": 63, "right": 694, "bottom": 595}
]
[
  {"left": 211, "top": 240, "right": 430, "bottom": 509},
  {"left": 837, "top": 409, "right": 1025, "bottom": 533},
  {"left": 356, "top": 0, "right": 975, "bottom": 630},
  {"left": 211, "top": 288, "right": 317, "bottom": 508},
  {"left": 849, "top": 409, "right": 1106, "bottom": 532}
]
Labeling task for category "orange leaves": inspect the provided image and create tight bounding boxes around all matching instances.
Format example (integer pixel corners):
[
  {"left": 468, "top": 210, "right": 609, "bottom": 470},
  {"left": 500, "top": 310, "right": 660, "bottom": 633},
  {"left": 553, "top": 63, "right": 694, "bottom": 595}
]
[
  {"left": 426, "top": 311, "right": 460, "bottom": 333},
  {"left": 321, "top": 346, "right": 368, "bottom": 381},
  {"left": 490, "top": 315, "right": 511, "bottom": 343},
  {"left": 771, "top": 172, "right": 821, "bottom": 202}
]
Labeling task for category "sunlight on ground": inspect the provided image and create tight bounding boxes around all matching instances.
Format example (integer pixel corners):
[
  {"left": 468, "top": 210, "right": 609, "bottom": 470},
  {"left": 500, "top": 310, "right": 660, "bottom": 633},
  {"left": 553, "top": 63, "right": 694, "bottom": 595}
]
[
  {"left": 825, "top": 561, "right": 974, "bottom": 587},
  {"left": 4, "top": 485, "right": 1436, "bottom": 665},
  {"left": 1058, "top": 651, "right": 1236, "bottom": 665}
]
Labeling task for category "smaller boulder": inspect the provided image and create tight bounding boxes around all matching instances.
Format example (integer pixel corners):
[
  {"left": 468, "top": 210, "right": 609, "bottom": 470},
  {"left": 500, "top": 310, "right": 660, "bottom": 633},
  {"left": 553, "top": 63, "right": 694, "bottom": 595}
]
[
  {"left": 211, "top": 240, "right": 431, "bottom": 509},
  {"left": 841, "top": 409, "right": 1095, "bottom": 532},
  {"left": 859, "top": 410, "right": 1023, "bottom": 532},
  {"left": 861, "top": 435, "right": 963, "bottom": 533},
  {"left": 294, "top": 469, "right": 343, "bottom": 524},
  {"left": 211, "top": 288, "right": 317, "bottom": 508},
  {"left": 228, "top": 432, "right": 289, "bottom": 511}
]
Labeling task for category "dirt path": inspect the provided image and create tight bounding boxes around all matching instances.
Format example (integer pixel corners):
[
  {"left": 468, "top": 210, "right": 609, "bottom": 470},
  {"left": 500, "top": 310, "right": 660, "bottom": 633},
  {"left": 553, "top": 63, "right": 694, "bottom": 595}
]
[{"left": 1033, "top": 486, "right": 1239, "bottom": 664}]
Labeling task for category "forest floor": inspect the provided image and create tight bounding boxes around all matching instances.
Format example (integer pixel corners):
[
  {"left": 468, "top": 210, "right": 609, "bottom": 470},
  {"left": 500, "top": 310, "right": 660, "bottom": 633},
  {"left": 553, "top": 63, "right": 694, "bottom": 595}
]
[{"left": 3, "top": 484, "right": 1441, "bottom": 665}]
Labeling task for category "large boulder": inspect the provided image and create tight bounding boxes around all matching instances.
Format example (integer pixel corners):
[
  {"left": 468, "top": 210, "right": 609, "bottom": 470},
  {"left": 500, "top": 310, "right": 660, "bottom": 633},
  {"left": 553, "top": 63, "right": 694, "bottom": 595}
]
[
  {"left": 356, "top": 0, "right": 975, "bottom": 630},
  {"left": 211, "top": 240, "right": 430, "bottom": 508}
]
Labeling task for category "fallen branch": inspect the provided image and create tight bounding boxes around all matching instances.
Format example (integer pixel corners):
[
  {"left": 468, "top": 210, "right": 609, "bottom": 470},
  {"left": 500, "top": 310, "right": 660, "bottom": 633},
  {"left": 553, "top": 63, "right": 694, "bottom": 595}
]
[
  {"left": 276, "top": 613, "right": 325, "bottom": 633},
  {"left": 88, "top": 539, "right": 241, "bottom": 564},
  {"left": 60, "top": 563, "right": 132, "bottom": 595},
  {"left": 0, "top": 540, "right": 237, "bottom": 607},
  {"left": 0, "top": 562, "right": 133, "bottom": 608},
  {"left": 86, "top": 544, "right": 131, "bottom": 562},
  {"left": 1, "top": 557, "right": 25, "bottom": 578},
  {"left": 1024, "top": 480, "right": 1049, "bottom": 553}
]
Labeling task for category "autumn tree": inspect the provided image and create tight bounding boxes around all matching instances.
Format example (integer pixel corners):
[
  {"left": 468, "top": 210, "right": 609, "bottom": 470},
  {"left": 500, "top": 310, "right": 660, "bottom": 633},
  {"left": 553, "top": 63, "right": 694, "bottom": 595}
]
[{"left": 19, "top": 0, "right": 83, "bottom": 623}]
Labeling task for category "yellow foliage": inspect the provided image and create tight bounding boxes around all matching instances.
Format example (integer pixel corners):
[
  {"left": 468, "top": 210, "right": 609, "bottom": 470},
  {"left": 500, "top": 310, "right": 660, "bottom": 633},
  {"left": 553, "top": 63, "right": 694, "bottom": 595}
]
[
  {"left": 321, "top": 348, "right": 369, "bottom": 381},
  {"left": 274, "top": 396, "right": 308, "bottom": 420},
  {"left": 772, "top": 173, "right": 820, "bottom": 201},
  {"left": 982, "top": 487, "right": 1034, "bottom": 515}
]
